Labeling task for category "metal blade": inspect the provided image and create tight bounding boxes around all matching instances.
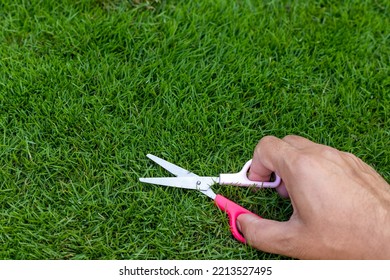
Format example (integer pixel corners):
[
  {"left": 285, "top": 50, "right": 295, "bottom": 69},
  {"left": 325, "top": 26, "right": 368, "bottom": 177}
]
[
  {"left": 139, "top": 176, "right": 218, "bottom": 191},
  {"left": 146, "top": 154, "right": 197, "bottom": 177}
]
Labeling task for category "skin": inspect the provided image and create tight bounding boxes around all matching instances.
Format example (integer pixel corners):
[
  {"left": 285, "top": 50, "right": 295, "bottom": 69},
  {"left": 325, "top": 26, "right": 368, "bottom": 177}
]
[{"left": 237, "top": 135, "right": 390, "bottom": 259}]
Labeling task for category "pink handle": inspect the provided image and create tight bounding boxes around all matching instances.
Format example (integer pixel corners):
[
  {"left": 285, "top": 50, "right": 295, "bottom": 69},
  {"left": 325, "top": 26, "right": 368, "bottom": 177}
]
[{"left": 215, "top": 194, "right": 260, "bottom": 243}]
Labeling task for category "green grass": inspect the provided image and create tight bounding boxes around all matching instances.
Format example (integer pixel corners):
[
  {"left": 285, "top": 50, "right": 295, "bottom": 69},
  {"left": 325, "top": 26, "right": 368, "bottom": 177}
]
[{"left": 0, "top": 0, "right": 389, "bottom": 259}]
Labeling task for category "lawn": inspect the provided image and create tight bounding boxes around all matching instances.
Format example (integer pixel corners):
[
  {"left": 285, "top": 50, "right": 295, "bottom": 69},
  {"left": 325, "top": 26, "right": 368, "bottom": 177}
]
[{"left": 0, "top": 0, "right": 389, "bottom": 259}]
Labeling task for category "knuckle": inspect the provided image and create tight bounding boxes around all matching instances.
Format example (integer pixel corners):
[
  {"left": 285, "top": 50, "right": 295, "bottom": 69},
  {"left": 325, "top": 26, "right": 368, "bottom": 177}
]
[
  {"left": 282, "top": 134, "right": 298, "bottom": 142},
  {"left": 321, "top": 147, "right": 341, "bottom": 160},
  {"left": 258, "top": 135, "right": 278, "bottom": 146},
  {"left": 255, "top": 135, "right": 278, "bottom": 153},
  {"left": 289, "top": 152, "right": 314, "bottom": 171},
  {"left": 342, "top": 151, "right": 358, "bottom": 161}
]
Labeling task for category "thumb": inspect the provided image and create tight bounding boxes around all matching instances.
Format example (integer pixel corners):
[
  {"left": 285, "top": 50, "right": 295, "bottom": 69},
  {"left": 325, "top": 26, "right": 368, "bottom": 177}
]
[{"left": 237, "top": 214, "right": 298, "bottom": 257}]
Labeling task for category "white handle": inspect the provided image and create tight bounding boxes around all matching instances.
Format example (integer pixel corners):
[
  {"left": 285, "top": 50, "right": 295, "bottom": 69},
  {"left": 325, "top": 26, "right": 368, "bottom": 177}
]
[{"left": 219, "top": 159, "right": 281, "bottom": 188}]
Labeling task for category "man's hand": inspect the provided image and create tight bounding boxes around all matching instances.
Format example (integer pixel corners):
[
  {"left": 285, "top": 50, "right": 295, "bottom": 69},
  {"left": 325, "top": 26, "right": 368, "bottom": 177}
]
[{"left": 237, "top": 135, "right": 390, "bottom": 259}]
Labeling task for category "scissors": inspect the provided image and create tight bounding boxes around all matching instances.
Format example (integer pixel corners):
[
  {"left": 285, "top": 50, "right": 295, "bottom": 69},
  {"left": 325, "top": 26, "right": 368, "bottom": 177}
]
[{"left": 139, "top": 154, "right": 281, "bottom": 243}]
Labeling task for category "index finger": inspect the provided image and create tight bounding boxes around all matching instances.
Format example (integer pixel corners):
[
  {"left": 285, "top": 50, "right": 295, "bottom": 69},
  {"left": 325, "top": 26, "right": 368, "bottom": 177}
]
[{"left": 249, "top": 136, "right": 295, "bottom": 182}]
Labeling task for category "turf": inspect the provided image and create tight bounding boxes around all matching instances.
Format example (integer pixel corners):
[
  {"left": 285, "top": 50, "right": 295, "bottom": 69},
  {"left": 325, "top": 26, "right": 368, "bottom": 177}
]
[{"left": 0, "top": 0, "right": 389, "bottom": 259}]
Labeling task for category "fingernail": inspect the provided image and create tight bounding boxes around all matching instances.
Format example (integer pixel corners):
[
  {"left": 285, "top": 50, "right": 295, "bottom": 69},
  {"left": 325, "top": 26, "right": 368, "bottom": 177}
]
[{"left": 236, "top": 220, "right": 242, "bottom": 232}]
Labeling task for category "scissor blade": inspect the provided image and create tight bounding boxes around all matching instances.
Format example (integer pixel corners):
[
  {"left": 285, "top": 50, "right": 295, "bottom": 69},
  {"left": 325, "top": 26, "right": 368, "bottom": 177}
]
[
  {"left": 139, "top": 176, "right": 218, "bottom": 191},
  {"left": 146, "top": 154, "right": 198, "bottom": 177}
]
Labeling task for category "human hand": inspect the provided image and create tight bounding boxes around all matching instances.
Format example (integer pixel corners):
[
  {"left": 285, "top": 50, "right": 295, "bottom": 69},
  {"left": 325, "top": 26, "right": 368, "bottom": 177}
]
[{"left": 237, "top": 135, "right": 390, "bottom": 259}]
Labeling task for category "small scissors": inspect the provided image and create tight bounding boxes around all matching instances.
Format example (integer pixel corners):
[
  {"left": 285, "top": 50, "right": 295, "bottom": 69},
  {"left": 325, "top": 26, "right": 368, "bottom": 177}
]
[{"left": 139, "top": 154, "right": 281, "bottom": 243}]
